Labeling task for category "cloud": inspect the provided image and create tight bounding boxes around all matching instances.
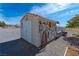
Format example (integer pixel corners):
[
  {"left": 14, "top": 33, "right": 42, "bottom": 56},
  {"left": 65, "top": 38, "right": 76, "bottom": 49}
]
[
  {"left": 58, "top": 8, "right": 79, "bottom": 18},
  {"left": 5, "top": 16, "right": 22, "bottom": 25},
  {"left": 30, "top": 3, "right": 71, "bottom": 16},
  {"left": 0, "top": 12, "right": 22, "bottom": 25},
  {"left": 0, "top": 5, "right": 22, "bottom": 25},
  {"left": 0, "top": 8, "right": 5, "bottom": 21},
  {"left": 0, "top": 13, "right": 5, "bottom": 21}
]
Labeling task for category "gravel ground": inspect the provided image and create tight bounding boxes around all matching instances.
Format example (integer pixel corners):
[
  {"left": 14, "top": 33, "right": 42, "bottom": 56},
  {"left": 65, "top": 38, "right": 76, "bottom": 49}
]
[
  {"left": 0, "top": 28, "right": 20, "bottom": 43},
  {"left": 36, "top": 30, "right": 79, "bottom": 56},
  {"left": 36, "top": 37, "right": 69, "bottom": 56},
  {"left": 67, "top": 30, "right": 79, "bottom": 37}
]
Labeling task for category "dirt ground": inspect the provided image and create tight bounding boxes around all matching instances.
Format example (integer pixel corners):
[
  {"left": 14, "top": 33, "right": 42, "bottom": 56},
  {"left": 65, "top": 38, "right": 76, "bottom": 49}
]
[{"left": 65, "top": 46, "right": 79, "bottom": 56}]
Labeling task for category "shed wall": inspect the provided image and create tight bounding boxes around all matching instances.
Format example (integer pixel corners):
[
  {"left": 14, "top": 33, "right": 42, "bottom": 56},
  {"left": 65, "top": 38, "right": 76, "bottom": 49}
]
[
  {"left": 21, "top": 14, "right": 57, "bottom": 47},
  {"left": 21, "top": 19, "right": 33, "bottom": 44},
  {"left": 32, "top": 17, "right": 41, "bottom": 47}
]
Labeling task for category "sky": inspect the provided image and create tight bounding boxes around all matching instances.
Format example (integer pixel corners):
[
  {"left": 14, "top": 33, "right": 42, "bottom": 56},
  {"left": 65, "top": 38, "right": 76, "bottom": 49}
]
[{"left": 0, "top": 3, "right": 79, "bottom": 26}]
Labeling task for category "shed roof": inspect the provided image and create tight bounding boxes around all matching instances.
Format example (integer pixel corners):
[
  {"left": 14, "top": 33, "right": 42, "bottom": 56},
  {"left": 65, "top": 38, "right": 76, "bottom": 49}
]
[{"left": 21, "top": 13, "right": 56, "bottom": 23}]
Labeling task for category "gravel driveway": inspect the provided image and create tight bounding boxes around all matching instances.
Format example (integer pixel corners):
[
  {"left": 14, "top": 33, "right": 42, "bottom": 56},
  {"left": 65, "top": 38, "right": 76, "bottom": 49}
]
[{"left": 0, "top": 28, "right": 20, "bottom": 43}]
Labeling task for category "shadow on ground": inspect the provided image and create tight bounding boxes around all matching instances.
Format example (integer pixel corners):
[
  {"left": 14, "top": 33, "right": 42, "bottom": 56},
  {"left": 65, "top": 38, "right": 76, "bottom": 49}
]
[
  {"left": 64, "top": 37, "right": 79, "bottom": 46},
  {"left": 0, "top": 38, "right": 40, "bottom": 56}
]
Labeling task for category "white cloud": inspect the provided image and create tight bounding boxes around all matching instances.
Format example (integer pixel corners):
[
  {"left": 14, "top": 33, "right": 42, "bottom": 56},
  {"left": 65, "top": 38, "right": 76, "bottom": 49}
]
[
  {"left": 5, "top": 16, "right": 22, "bottom": 25},
  {"left": 0, "top": 13, "right": 5, "bottom": 21},
  {"left": 30, "top": 3, "right": 71, "bottom": 16},
  {"left": 59, "top": 9, "right": 79, "bottom": 17},
  {"left": 0, "top": 12, "right": 22, "bottom": 25}
]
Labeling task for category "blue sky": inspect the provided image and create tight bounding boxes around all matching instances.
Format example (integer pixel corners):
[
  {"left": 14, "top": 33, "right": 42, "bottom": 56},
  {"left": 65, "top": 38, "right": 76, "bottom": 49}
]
[{"left": 0, "top": 3, "right": 79, "bottom": 26}]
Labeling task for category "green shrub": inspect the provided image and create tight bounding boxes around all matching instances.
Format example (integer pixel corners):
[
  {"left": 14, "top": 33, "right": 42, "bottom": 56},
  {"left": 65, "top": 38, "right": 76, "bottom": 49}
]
[{"left": 0, "top": 21, "right": 6, "bottom": 27}]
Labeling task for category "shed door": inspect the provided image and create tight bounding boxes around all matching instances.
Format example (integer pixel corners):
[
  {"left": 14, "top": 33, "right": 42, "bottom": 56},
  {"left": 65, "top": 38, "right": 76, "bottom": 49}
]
[{"left": 24, "top": 20, "right": 32, "bottom": 43}]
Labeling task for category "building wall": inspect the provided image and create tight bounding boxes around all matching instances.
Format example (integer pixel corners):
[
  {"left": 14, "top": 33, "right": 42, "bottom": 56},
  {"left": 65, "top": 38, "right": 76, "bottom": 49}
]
[
  {"left": 21, "top": 15, "right": 57, "bottom": 47},
  {"left": 21, "top": 16, "right": 41, "bottom": 47},
  {"left": 21, "top": 18, "right": 33, "bottom": 44},
  {"left": 31, "top": 16, "right": 41, "bottom": 47},
  {"left": 47, "top": 24, "right": 57, "bottom": 41}
]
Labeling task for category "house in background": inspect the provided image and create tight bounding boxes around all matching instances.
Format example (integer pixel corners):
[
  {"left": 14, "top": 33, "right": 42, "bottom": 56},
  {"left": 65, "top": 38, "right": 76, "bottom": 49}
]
[{"left": 20, "top": 13, "right": 57, "bottom": 48}]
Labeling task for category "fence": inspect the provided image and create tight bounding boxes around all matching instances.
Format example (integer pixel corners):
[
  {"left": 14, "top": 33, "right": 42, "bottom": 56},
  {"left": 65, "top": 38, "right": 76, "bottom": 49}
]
[{"left": 66, "top": 28, "right": 79, "bottom": 31}]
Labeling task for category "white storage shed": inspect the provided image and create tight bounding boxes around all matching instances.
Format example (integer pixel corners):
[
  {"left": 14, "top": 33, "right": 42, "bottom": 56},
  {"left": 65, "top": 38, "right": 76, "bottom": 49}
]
[{"left": 21, "top": 13, "right": 57, "bottom": 47}]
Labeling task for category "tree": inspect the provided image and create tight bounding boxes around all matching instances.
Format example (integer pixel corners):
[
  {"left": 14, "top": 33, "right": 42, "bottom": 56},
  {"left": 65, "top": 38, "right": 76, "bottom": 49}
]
[
  {"left": 66, "top": 15, "right": 79, "bottom": 28},
  {"left": 66, "top": 21, "right": 76, "bottom": 28},
  {"left": 0, "top": 21, "right": 6, "bottom": 27}
]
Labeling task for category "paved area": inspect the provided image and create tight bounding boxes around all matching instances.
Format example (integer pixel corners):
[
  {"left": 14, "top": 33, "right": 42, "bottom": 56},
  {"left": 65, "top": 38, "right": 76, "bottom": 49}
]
[
  {"left": 0, "top": 28, "right": 20, "bottom": 43},
  {"left": 0, "top": 28, "right": 39, "bottom": 56},
  {"left": 0, "top": 39, "right": 39, "bottom": 56},
  {"left": 36, "top": 37, "right": 69, "bottom": 56}
]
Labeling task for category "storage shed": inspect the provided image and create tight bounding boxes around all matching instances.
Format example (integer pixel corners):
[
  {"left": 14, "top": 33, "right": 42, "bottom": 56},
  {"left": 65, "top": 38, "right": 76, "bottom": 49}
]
[{"left": 21, "top": 13, "right": 57, "bottom": 48}]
